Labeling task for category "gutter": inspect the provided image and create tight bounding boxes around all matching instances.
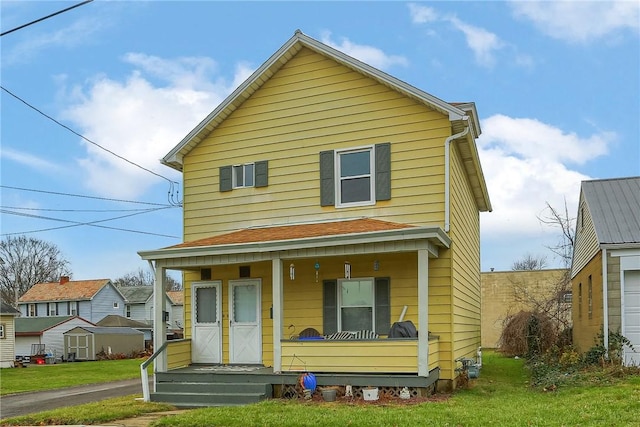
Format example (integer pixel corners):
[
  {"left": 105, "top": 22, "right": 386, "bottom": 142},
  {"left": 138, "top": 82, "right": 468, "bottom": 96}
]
[{"left": 444, "top": 125, "right": 470, "bottom": 232}]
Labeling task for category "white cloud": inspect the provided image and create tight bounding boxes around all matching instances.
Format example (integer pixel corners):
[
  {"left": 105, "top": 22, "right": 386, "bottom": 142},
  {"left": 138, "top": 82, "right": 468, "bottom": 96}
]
[
  {"left": 478, "top": 114, "right": 614, "bottom": 238},
  {"left": 0, "top": 147, "right": 65, "bottom": 172},
  {"left": 62, "top": 55, "right": 253, "bottom": 199},
  {"left": 448, "top": 17, "right": 505, "bottom": 68},
  {"left": 320, "top": 32, "right": 409, "bottom": 70},
  {"left": 408, "top": 3, "right": 439, "bottom": 23},
  {"left": 510, "top": 1, "right": 640, "bottom": 43}
]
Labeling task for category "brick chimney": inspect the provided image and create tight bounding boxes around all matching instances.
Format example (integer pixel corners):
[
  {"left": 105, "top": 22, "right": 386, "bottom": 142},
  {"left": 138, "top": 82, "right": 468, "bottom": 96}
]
[{"left": 60, "top": 276, "right": 70, "bottom": 285}]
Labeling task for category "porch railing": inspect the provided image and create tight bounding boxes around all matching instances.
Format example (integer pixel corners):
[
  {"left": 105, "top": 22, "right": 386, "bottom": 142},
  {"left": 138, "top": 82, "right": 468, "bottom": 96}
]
[{"left": 139, "top": 339, "right": 191, "bottom": 402}]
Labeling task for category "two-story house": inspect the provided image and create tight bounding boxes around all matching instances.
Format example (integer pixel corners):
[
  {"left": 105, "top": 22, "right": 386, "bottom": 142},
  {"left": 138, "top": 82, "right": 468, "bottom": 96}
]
[
  {"left": 571, "top": 177, "right": 640, "bottom": 366},
  {"left": 138, "top": 31, "right": 491, "bottom": 405},
  {"left": 18, "top": 277, "right": 126, "bottom": 324},
  {"left": 119, "top": 286, "right": 183, "bottom": 335}
]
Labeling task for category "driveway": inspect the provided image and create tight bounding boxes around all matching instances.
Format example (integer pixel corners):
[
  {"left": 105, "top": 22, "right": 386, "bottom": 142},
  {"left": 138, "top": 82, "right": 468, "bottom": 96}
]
[{"left": 0, "top": 378, "right": 150, "bottom": 419}]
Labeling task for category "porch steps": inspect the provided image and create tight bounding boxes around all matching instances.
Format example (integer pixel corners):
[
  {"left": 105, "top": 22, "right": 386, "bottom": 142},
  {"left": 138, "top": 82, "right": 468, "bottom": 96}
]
[{"left": 151, "top": 380, "right": 272, "bottom": 407}]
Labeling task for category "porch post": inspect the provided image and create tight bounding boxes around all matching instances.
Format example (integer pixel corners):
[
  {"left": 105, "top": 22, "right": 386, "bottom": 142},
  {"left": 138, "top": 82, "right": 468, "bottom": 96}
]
[
  {"left": 272, "top": 258, "right": 283, "bottom": 373},
  {"left": 153, "top": 264, "right": 167, "bottom": 373},
  {"left": 417, "top": 249, "right": 429, "bottom": 377}
]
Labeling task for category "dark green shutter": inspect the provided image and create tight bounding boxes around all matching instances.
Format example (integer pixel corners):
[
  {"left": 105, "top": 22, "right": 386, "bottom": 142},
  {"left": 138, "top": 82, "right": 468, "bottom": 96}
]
[
  {"left": 375, "top": 277, "right": 390, "bottom": 334},
  {"left": 255, "top": 160, "right": 268, "bottom": 187},
  {"left": 219, "top": 165, "right": 232, "bottom": 192},
  {"left": 323, "top": 279, "right": 338, "bottom": 335},
  {"left": 319, "top": 150, "right": 335, "bottom": 206},
  {"left": 375, "top": 143, "right": 391, "bottom": 201}
]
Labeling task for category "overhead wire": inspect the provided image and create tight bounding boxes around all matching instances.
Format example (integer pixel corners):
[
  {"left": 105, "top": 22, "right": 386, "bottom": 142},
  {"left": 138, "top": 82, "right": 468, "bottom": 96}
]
[{"left": 1, "top": 0, "right": 94, "bottom": 37}]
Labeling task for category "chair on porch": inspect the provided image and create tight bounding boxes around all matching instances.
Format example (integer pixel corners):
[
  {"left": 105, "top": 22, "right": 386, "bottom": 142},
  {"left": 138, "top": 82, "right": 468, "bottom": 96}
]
[{"left": 297, "top": 327, "right": 322, "bottom": 340}]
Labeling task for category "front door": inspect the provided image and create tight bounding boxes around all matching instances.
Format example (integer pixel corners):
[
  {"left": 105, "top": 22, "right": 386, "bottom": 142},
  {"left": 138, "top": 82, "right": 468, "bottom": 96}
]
[
  {"left": 229, "top": 279, "right": 261, "bottom": 364},
  {"left": 192, "top": 282, "right": 222, "bottom": 364},
  {"left": 623, "top": 270, "right": 640, "bottom": 366}
]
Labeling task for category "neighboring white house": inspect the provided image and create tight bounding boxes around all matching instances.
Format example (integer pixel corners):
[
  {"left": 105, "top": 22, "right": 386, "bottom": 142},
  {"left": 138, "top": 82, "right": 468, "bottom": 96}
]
[
  {"left": 1, "top": 301, "right": 21, "bottom": 368},
  {"left": 119, "top": 286, "right": 183, "bottom": 332},
  {"left": 17, "top": 277, "right": 126, "bottom": 324},
  {"left": 166, "top": 290, "right": 184, "bottom": 331},
  {"left": 15, "top": 316, "right": 95, "bottom": 361}
]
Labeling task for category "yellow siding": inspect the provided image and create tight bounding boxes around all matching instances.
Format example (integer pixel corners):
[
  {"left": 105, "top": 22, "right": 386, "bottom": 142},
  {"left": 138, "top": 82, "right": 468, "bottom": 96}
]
[
  {"left": 166, "top": 339, "right": 191, "bottom": 370},
  {"left": 572, "top": 251, "right": 604, "bottom": 351},
  {"left": 447, "top": 140, "right": 481, "bottom": 380},
  {"left": 182, "top": 47, "right": 449, "bottom": 241},
  {"left": 281, "top": 339, "right": 439, "bottom": 373}
]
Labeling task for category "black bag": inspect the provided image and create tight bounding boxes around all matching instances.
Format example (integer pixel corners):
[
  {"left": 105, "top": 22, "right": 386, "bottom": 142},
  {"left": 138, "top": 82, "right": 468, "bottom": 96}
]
[{"left": 388, "top": 320, "right": 418, "bottom": 338}]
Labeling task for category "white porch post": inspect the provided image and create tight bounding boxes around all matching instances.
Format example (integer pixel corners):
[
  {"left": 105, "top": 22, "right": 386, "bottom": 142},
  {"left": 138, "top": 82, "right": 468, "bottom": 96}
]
[
  {"left": 272, "top": 258, "right": 283, "bottom": 373},
  {"left": 417, "top": 249, "right": 429, "bottom": 377},
  {"left": 153, "top": 265, "right": 167, "bottom": 373}
]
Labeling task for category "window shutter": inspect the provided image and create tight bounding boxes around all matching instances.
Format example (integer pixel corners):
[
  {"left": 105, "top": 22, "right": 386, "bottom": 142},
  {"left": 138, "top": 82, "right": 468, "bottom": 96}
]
[
  {"left": 323, "top": 279, "right": 338, "bottom": 335},
  {"left": 219, "top": 165, "right": 232, "bottom": 192},
  {"left": 255, "top": 160, "right": 268, "bottom": 187},
  {"left": 375, "top": 277, "right": 391, "bottom": 334},
  {"left": 319, "top": 150, "right": 335, "bottom": 206},
  {"left": 375, "top": 143, "right": 391, "bottom": 201}
]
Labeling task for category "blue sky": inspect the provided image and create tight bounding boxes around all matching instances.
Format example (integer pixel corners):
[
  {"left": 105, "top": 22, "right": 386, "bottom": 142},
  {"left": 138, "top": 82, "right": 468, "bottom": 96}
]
[{"left": 1, "top": 1, "right": 638, "bottom": 281}]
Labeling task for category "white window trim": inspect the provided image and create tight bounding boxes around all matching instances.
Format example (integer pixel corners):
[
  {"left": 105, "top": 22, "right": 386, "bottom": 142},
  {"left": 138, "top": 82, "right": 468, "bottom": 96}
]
[
  {"left": 337, "top": 277, "right": 375, "bottom": 332},
  {"left": 0, "top": 323, "right": 5, "bottom": 339},
  {"left": 28, "top": 303, "right": 36, "bottom": 317},
  {"left": 335, "top": 146, "right": 375, "bottom": 208},
  {"left": 232, "top": 163, "right": 255, "bottom": 189},
  {"left": 113, "top": 302, "right": 120, "bottom": 309}
]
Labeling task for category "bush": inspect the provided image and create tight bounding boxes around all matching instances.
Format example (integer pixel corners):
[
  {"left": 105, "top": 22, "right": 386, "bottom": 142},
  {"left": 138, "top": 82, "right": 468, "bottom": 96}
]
[{"left": 499, "top": 311, "right": 557, "bottom": 357}]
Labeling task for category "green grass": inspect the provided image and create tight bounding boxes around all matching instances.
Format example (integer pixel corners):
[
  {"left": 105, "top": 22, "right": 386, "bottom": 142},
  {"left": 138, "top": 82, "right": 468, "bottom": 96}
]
[
  {"left": 2, "top": 353, "right": 639, "bottom": 426},
  {"left": 0, "top": 395, "right": 176, "bottom": 426},
  {"left": 0, "top": 358, "right": 148, "bottom": 395}
]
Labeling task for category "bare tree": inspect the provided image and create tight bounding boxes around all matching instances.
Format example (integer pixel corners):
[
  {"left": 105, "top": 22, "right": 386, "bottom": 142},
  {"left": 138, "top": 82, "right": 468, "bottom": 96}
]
[
  {"left": 512, "top": 253, "right": 548, "bottom": 271},
  {"left": 537, "top": 199, "right": 576, "bottom": 268},
  {"left": 114, "top": 268, "right": 182, "bottom": 291},
  {"left": 0, "top": 236, "right": 71, "bottom": 306}
]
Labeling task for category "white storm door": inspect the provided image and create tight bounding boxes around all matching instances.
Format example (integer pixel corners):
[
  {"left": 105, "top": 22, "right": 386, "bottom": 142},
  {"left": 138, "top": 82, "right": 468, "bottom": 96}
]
[
  {"left": 192, "top": 282, "right": 222, "bottom": 364},
  {"left": 229, "top": 279, "right": 262, "bottom": 364},
  {"left": 623, "top": 270, "right": 640, "bottom": 366}
]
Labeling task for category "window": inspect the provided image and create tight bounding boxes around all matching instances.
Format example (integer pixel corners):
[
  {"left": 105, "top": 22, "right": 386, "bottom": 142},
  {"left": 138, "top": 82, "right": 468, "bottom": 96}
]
[
  {"left": 0, "top": 323, "right": 5, "bottom": 339},
  {"left": 339, "top": 279, "right": 374, "bottom": 330},
  {"left": 323, "top": 277, "right": 390, "bottom": 335},
  {"left": 48, "top": 302, "right": 58, "bottom": 316},
  {"left": 28, "top": 304, "right": 37, "bottom": 317},
  {"left": 125, "top": 304, "right": 131, "bottom": 318},
  {"left": 220, "top": 161, "right": 268, "bottom": 192},
  {"left": 588, "top": 275, "right": 593, "bottom": 319},
  {"left": 559, "top": 290, "right": 572, "bottom": 304},
  {"left": 69, "top": 301, "right": 78, "bottom": 316},
  {"left": 578, "top": 283, "right": 582, "bottom": 319},
  {"left": 320, "top": 143, "right": 390, "bottom": 207},
  {"left": 113, "top": 302, "right": 119, "bottom": 309},
  {"left": 233, "top": 163, "right": 255, "bottom": 188}
]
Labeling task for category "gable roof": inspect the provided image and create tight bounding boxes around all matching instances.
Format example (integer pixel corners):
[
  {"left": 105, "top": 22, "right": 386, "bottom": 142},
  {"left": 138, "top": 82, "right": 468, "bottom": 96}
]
[
  {"left": 1, "top": 301, "right": 20, "bottom": 316},
  {"left": 15, "top": 316, "right": 94, "bottom": 335},
  {"left": 96, "top": 314, "right": 151, "bottom": 329},
  {"left": 582, "top": 177, "right": 640, "bottom": 245},
  {"left": 65, "top": 326, "right": 144, "bottom": 335},
  {"left": 118, "top": 286, "right": 154, "bottom": 304},
  {"left": 18, "top": 279, "right": 114, "bottom": 303},
  {"left": 161, "top": 30, "right": 491, "bottom": 213},
  {"left": 166, "top": 291, "right": 184, "bottom": 305}
]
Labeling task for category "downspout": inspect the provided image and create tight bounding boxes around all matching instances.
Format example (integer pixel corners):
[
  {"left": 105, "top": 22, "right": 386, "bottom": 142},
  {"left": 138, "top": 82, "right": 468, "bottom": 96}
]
[
  {"left": 444, "top": 126, "right": 470, "bottom": 232},
  {"left": 602, "top": 248, "right": 609, "bottom": 355}
]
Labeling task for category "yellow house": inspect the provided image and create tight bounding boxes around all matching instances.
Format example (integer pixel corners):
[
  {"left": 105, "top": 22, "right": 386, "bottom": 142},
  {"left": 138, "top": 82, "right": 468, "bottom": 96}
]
[
  {"left": 571, "top": 177, "right": 640, "bottom": 365},
  {"left": 1, "top": 301, "right": 21, "bottom": 368},
  {"left": 139, "top": 31, "right": 491, "bottom": 405}
]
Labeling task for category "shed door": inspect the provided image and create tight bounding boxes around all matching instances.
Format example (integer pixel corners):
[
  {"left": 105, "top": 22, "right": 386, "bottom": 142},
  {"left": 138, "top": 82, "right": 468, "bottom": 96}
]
[
  {"left": 229, "top": 279, "right": 261, "bottom": 364},
  {"left": 623, "top": 270, "right": 640, "bottom": 366},
  {"left": 192, "top": 282, "right": 222, "bottom": 364}
]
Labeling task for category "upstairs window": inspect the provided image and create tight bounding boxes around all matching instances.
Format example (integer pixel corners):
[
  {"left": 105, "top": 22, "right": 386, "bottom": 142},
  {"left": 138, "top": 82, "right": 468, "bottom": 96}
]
[
  {"left": 233, "top": 163, "right": 255, "bottom": 188},
  {"left": 320, "top": 143, "right": 390, "bottom": 207},
  {"left": 28, "top": 304, "right": 37, "bottom": 317}
]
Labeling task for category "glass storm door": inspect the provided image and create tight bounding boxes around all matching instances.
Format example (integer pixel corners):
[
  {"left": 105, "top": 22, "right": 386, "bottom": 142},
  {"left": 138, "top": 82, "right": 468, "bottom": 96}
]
[
  {"left": 229, "top": 279, "right": 262, "bottom": 364},
  {"left": 192, "top": 282, "right": 221, "bottom": 364}
]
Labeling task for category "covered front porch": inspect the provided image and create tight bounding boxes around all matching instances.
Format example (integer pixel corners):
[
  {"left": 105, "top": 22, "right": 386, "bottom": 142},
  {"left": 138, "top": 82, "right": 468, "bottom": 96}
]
[{"left": 139, "top": 219, "right": 451, "bottom": 404}]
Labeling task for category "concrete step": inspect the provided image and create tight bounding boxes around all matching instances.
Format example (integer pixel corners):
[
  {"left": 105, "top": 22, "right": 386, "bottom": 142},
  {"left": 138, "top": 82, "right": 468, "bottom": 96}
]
[
  {"left": 150, "top": 390, "right": 268, "bottom": 407},
  {"left": 155, "top": 381, "right": 271, "bottom": 395}
]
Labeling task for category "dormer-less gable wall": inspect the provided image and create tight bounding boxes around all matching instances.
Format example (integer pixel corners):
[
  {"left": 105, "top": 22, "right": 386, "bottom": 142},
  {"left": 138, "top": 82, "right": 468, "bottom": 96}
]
[{"left": 182, "top": 48, "right": 451, "bottom": 240}]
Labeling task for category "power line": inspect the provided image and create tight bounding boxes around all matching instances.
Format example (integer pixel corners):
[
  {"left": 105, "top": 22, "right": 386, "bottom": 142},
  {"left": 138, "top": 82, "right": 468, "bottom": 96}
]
[
  {"left": 1, "top": 0, "right": 94, "bottom": 37},
  {"left": 1, "top": 206, "right": 161, "bottom": 213},
  {"left": 1, "top": 86, "right": 180, "bottom": 187},
  {"left": 1, "top": 207, "right": 181, "bottom": 239},
  {"left": 0, "top": 185, "right": 174, "bottom": 207}
]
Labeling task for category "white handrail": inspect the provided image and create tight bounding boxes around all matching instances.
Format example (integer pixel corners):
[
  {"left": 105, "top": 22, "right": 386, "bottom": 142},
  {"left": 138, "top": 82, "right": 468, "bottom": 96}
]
[{"left": 140, "top": 341, "right": 169, "bottom": 402}]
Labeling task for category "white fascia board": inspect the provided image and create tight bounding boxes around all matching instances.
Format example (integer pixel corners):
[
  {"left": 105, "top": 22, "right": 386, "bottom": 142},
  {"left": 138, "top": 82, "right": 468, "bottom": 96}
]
[{"left": 138, "top": 226, "right": 450, "bottom": 261}]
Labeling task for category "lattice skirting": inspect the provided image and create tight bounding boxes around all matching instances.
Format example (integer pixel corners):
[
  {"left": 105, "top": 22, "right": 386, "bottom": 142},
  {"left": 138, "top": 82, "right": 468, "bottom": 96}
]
[{"left": 276, "top": 384, "right": 434, "bottom": 399}]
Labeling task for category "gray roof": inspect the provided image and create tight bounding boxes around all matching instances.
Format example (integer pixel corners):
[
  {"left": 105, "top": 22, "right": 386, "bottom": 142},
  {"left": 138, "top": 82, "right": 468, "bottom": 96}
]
[
  {"left": 1, "top": 301, "right": 20, "bottom": 316},
  {"left": 65, "top": 326, "right": 143, "bottom": 335},
  {"left": 582, "top": 177, "right": 640, "bottom": 245},
  {"left": 96, "top": 314, "right": 152, "bottom": 329},
  {"left": 118, "top": 286, "right": 153, "bottom": 303}
]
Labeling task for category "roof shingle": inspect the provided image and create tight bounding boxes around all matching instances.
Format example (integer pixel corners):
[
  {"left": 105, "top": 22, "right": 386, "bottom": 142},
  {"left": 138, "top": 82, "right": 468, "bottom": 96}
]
[{"left": 18, "top": 279, "right": 112, "bottom": 303}]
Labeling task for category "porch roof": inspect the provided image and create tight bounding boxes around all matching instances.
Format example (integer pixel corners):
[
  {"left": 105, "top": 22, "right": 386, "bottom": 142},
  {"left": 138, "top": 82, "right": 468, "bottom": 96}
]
[{"left": 138, "top": 218, "right": 450, "bottom": 264}]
